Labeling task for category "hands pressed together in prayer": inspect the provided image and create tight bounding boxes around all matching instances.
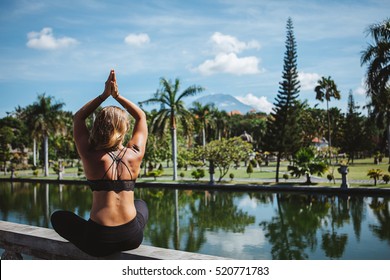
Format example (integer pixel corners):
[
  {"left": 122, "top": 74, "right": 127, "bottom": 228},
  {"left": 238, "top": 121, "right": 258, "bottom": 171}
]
[{"left": 102, "top": 70, "right": 119, "bottom": 99}]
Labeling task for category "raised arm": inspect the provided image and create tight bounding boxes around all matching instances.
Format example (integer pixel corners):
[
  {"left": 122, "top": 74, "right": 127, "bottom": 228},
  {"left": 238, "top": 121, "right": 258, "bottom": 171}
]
[
  {"left": 111, "top": 72, "right": 148, "bottom": 158},
  {"left": 73, "top": 70, "right": 114, "bottom": 157}
]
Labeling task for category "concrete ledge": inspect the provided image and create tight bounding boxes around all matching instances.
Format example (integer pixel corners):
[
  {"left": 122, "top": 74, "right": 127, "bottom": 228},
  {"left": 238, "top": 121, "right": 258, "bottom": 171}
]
[
  {"left": 2, "top": 177, "right": 390, "bottom": 195},
  {"left": 0, "top": 221, "right": 227, "bottom": 260}
]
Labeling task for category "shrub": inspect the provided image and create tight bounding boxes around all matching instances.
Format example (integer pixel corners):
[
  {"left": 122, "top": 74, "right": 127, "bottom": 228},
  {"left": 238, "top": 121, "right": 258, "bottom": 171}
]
[
  {"left": 367, "top": 169, "right": 383, "bottom": 186},
  {"left": 229, "top": 173, "right": 234, "bottom": 181},
  {"left": 147, "top": 169, "right": 163, "bottom": 180},
  {"left": 283, "top": 173, "right": 289, "bottom": 181},
  {"left": 327, "top": 174, "right": 334, "bottom": 182},
  {"left": 191, "top": 169, "right": 205, "bottom": 181},
  {"left": 246, "top": 163, "right": 253, "bottom": 177},
  {"left": 179, "top": 172, "right": 185, "bottom": 180},
  {"left": 383, "top": 174, "right": 390, "bottom": 184},
  {"left": 250, "top": 159, "right": 257, "bottom": 168}
]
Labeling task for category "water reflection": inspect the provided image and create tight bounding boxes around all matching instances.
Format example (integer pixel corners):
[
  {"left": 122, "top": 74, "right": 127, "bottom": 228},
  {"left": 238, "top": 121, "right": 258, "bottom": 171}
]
[{"left": 0, "top": 181, "right": 389, "bottom": 259}]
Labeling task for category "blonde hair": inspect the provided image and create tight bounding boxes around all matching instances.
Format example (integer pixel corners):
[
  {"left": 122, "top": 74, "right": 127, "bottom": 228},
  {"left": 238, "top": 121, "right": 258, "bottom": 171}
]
[{"left": 89, "top": 106, "right": 130, "bottom": 151}]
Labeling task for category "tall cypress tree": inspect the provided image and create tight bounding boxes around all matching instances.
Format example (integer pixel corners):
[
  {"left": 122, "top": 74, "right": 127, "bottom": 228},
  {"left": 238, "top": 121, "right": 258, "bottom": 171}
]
[
  {"left": 265, "top": 17, "right": 301, "bottom": 182},
  {"left": 342, "top": 90, "right": 364, "bottom": 163}
]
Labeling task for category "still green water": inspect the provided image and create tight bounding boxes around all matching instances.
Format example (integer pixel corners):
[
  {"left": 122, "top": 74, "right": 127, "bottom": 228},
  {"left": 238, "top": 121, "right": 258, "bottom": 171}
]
[{"left": 0, "top": 181, "right": 389, "bottom": 259}]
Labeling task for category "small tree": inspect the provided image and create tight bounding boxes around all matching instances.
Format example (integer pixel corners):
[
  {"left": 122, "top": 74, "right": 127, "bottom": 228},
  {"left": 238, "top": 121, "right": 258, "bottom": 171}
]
[
  {"left": 382, "top": 174, "right": 390, "bottom": 184},
  {"left": 288, "top": 147, "right": 328, "bottom": 184},
  {"left": 246, "top": 162, "right": 254, "bottom": 177},
  {"left": 367, "top": 169, "right": 383, "bottom": 186},
  {"left": 197, "top": 137, "right": 253, "bottom": 182}
]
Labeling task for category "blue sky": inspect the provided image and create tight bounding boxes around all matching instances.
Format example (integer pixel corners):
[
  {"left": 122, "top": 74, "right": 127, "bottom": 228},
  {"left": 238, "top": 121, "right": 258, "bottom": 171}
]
[{"left": 0, "top": 0, "right": 389, "bottom": 118}]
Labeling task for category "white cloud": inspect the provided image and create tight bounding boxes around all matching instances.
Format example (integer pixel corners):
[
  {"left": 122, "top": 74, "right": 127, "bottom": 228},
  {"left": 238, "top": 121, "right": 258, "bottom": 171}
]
[
  {"left": 205, "top": 228, "right": 267, "bottom": 259},
  {"left": 124, "top": 33, "right": 150, "bottom": 47},
  {"left": 195, "top": 32, "right": 262, "bottom": 76},
  {"left": 298, "top": 71, "right": 321, "bottom": 91},
  {"left": 354, "top": 79, "right": 367, "bottom": 96},
  {"left": 26, "top": 28, "right": 78, "bottom": 50},
  {"left": 211, "top": 32, "right": 260, "bottom": 54},
  {"left": 236, "top": 93, "right": 273, "bottom": 114},
  {"left": 197, "top": 53, "right": 260, "bottom": 76}
]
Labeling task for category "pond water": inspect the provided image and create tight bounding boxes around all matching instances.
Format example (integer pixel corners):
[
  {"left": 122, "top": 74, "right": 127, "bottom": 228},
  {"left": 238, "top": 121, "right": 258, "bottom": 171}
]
[{"left": 1, "top": 181, "right": 389, "bottom": 260}]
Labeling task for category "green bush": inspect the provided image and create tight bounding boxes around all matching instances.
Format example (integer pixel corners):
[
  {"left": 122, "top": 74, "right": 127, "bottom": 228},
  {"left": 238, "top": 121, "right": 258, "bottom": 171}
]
[
  {"left": 250, "top": 159, "right": 257, "bottom": 168},
  {"left": 191, "top": 169, "right": 205, "bottom": 181},
  {"left": 246, "top": 163, "right": 253, "bottom": 177},
  {"left": 147, "top": 169, "right": 163, "bottom": 180}
]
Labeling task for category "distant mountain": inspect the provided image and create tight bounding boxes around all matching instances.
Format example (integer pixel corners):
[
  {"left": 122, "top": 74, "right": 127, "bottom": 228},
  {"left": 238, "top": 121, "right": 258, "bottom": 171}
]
[{"left": 192, "top": 94, "right": 255, "bottom": 114}]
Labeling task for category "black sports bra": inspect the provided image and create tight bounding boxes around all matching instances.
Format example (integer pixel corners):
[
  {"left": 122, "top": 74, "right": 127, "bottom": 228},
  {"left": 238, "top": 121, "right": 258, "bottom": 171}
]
[
  {"left": 88, "top": 147, "right": 135, "bottom": 192},
  {"left": 88, "top": 179, "right": 135, "bottom": 192}
]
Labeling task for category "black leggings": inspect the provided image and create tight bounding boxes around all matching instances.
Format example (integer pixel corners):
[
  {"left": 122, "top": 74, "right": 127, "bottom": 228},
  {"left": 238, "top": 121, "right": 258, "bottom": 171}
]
[{"left": 50, "top": 200, "right": 148, "bottom": 257}]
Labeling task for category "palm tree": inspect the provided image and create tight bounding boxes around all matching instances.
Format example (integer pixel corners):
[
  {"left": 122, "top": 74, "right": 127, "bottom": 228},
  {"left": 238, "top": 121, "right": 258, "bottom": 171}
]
[
  {"left": 367, "top": 168, "right": 383, "bottom": 186},
  {"left": 361, "top": 18, "right": 390, "bottom": 160},
  {"left": 315, "top": 76, "right": 341, "bottom": 162},
  {"left": 214, "top": 109, "right": 229, "bottom": 141},
  {"left": 141, "top": 78, "right": 204, "bottom": 180},
  {"left": 28, "top": 94, "right": 65, "bottom": 176},
  {"left": 190, "top": 101, "right": 214, "bottom": 148},
  {"left": 14, "top": 105, "right": 39, "bottom": 166},
  {"left": 361, "top": 18, "right": 390, "bottom": 96}
]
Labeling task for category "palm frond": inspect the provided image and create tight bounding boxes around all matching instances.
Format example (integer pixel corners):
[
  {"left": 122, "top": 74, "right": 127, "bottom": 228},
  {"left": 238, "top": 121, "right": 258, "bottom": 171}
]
[{"left": 177, "top": 85, "right": 204, "bottom": 102}]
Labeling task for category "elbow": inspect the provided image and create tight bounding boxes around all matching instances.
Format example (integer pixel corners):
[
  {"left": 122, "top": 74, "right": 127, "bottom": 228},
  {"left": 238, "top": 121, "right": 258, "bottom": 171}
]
[
  {"left": 73, "top": 109, "right": 88, "bottom": 122},
  {"left": 73, "top": 110, "right": 81, "bottom": 121},
  {"left": 139, "top": 110, "right": 146, "bottom": 120},
  {"left": 135, "top": 110, "right": 147, "bottom": 122}
]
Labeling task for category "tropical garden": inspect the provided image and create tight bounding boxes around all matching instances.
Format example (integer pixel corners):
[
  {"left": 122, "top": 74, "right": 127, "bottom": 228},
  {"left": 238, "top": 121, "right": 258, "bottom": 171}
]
[{"left": 1, "top": 17, "right": 390, "bottom": 187}]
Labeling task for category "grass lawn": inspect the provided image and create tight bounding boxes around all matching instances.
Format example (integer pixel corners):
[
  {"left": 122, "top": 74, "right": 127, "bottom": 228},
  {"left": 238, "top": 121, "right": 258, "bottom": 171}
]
[
  {"left": 2, "top": 157, "right": 390, "bottom": 187},
  {"left": 139, "top": 157, "right": 390, "bottom": 187}
]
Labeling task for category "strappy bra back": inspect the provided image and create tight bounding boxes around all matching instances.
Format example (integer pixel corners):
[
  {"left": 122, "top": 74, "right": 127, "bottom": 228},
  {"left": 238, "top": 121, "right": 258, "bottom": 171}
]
[
  {"left": 88, "top": 179, "right": 135, "bottom": 192},
  {"left": 88, "top": 147, "right": 136, "bottom": 192}
]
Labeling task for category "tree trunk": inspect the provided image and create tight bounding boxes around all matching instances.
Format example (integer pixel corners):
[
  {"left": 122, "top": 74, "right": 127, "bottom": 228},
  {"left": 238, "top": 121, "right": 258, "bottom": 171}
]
[
  {"left": 44, "top": 135, "right": 49, "bottom": 177},
  {"left": 33, "top": 138, "right": 37, "bottom": 166},
  {"left": 388, "top": 123, "right": 390, "bottom": 164},
  {"left": 327, "top": 100, "right": 332, "bottom": 166},
  {"left": 171, "top": 127, "right": 177, "bottom": 181},
  {"left": 306, "top": 173, "right": 312, "bottom": 184},
  {"left": 202, "top": 126, "right": 206, "bottom": 148},
  {"left": 275, "top": 152, "right": 281, "bottom": 183}
]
